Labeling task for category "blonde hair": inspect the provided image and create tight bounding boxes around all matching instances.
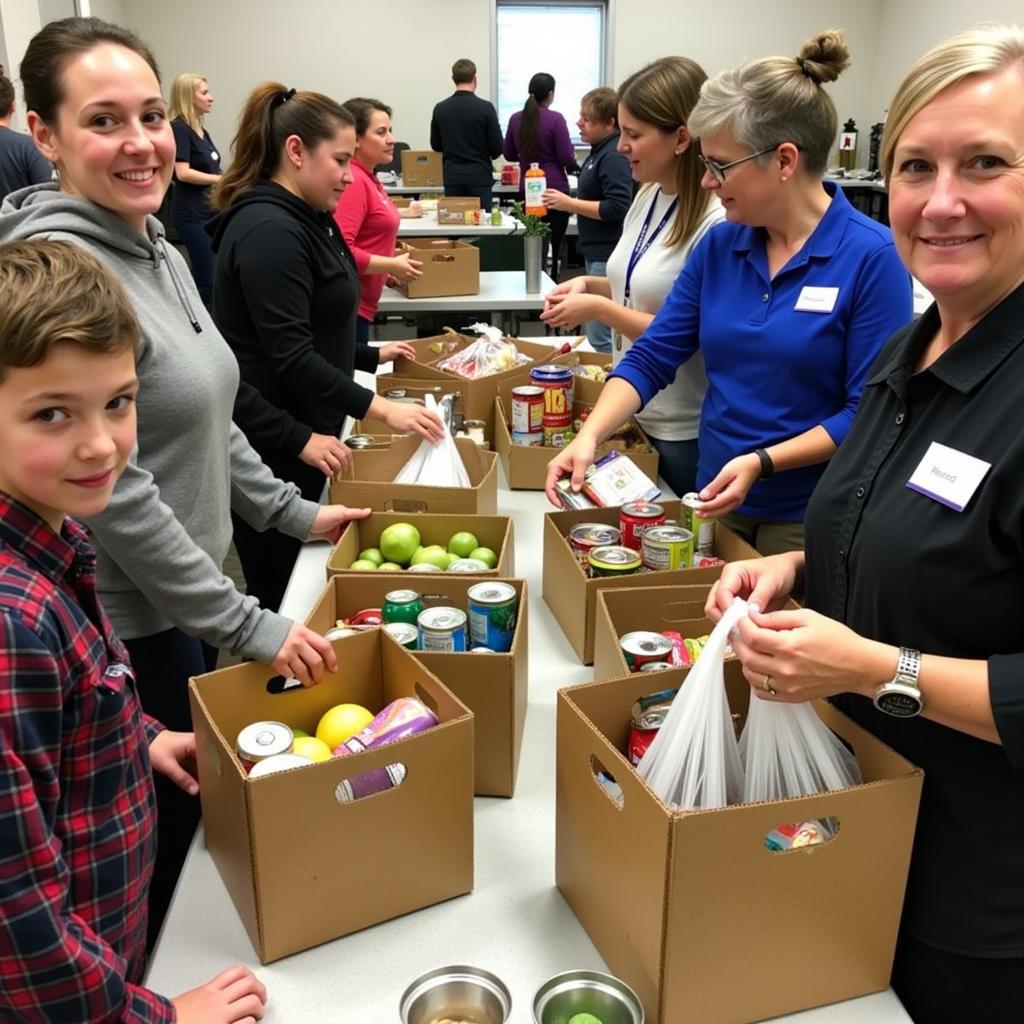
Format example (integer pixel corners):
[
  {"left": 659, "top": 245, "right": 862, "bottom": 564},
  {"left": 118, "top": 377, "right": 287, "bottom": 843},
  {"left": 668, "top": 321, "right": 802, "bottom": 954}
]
[
  {"left": 688, "top": 30, "right": 850, "bottom": 176},
  {"left": 882, "top": 24, "right": 1024, "bottom": 179},
  {"left": 168, "top": 72, "right": 207, "bottom": 134}
]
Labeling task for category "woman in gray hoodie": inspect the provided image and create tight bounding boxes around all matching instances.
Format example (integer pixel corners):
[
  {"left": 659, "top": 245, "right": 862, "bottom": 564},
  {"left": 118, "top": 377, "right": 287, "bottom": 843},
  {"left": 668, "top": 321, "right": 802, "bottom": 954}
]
[{"left": 2, "top": 15, "right": 371, "bottom": 952}]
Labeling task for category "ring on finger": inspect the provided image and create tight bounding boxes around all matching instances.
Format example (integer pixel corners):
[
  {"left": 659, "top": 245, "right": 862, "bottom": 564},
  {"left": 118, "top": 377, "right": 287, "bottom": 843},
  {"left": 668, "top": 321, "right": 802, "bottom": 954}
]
[{"left": 762, "top": 674, "right": 777, "bottom": 696}]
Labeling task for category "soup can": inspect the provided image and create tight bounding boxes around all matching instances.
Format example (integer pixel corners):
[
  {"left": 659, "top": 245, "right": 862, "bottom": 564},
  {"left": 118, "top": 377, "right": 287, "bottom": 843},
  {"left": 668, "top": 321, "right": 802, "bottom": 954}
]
[
  {"left": 406, "top": 562, "right": 442, "bottom": 573},
  {"left": 620, "top": 631, "right": 674, "bottom": 672},
  {"left": 530, "top": 364, "right": 573, "bottom": 445},
  {"left": 512, "top": 430, "right": 545, "bottom": 447},
  {"left": 236, "top": 721, "right": 294, "bottom": 773},
  {"left": 681, "top": 492, "right": 717, "bottom": 554},
  {"left": 587, "top": 544, "right": 642, "bottom": 578},
  {"left": 345, "top": 434, "right": 377, "bottom": 449},
  {"left": 619, "top": 501, "right": 665, "bottom": 550},
  {"left": 248, "top": 752, "right": 312, "bottom": 778},
  {"left": 382, "top": 621, "right": 418, "bottom": 650},
  {"left": 324, "top": 625, "right": 359, "bottom": 641},
  {"left": 467, "top": 581, "right": 518, "bottom": 652},
  {"left": 568, "top": 523, "right": 621, "bottom": 570},
  {"left": 383, "top": 588, "right": 423, "bottom": 625},
  {"left": 641, "top": 524, "right": 694, "bottom": 571},
  {"left": 511, "top": 385, "right": 544, "bottom": 435},
  {"left": 418, "top": 606, "right": 468, "bottom": 652},
  {"left": 639, "top": 660, "right": 675, "bottom": 673},
  {"left": 448, "top": 557, "right": 490, "bottom": 573}
]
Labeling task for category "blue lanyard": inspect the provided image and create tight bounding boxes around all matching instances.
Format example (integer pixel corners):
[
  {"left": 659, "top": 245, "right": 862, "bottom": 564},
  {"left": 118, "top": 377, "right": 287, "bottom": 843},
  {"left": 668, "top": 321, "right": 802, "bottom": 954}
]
[{"left": 624, "top": 189, "right": 678, "bottom": 303}]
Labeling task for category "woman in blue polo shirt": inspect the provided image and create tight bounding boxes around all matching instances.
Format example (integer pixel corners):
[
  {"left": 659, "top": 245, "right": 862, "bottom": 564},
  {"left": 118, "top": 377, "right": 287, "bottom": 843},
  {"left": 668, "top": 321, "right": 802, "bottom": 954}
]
[{"left": 546, "top": 30, "right": 913, "bottom": 555}]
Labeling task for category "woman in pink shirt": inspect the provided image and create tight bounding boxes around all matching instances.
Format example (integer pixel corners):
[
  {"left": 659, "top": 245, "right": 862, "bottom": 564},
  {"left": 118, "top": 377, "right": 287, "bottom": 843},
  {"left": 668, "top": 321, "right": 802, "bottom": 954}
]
[{"left": 333, "top": 97, "right": 423, "bottom": 342}]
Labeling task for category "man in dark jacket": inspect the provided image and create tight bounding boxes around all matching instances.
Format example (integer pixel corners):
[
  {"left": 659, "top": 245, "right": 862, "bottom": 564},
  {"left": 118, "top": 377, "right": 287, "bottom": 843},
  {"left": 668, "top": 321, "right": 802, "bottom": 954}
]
[
  {"left": 430, "top": 58, "right": 503, "bottom": 211},
  {"left": 0, "top": 66, "right": 53, "bottom": 200}
]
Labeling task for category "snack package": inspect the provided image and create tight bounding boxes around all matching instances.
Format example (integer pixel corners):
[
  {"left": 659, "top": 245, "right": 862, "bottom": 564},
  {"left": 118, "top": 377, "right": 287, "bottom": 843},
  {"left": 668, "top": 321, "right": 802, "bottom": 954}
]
[
  {"left": 436, "top": 326, "right": 530, "bottom": 379},
  {"left": 580, "top": 451, "right": 661, "bottom": 508}
]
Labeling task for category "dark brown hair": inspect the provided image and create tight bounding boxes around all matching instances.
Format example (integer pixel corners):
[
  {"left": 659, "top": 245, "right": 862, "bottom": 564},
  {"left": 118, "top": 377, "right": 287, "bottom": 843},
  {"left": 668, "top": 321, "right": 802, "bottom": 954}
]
[
  {"left": 212, "top": 82, "right": 354, "bottom": 210},
  {"left": 344, "top": 96, "right": 392, "bottom": 137},
  {"left": 20, "top": 16, "right": 160, "bottom": 125},
  {"left": 517, "top": 72, "right": 555, "bottom": 161},
  {"left": 581, "top": 86, "right": 618, "bottom": 126},
  {"left": 452, "top": 59, "right": 476, "bottom": 85},
  {"left": 0, "top": 65, "right": 14, "bottom": 118}
]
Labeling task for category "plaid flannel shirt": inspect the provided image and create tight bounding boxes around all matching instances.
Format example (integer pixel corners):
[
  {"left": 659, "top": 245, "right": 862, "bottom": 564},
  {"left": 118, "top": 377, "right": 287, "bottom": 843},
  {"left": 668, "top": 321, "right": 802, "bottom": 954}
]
[{"left": 0, "top": 493, "right": 174, "bottom": 1022}]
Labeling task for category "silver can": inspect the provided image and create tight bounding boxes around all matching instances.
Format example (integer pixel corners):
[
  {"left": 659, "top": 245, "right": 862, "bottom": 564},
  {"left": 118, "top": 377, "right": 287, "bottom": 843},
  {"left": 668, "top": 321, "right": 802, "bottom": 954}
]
[
  {"left": 345, "top": 434, "right": 377, "bottom": 449},
  {"left": 681, "top": 492, "right": 716, "bottom": 554},
  {"left": 448, "top": 557, "right": 490, "bottom": 573},
  {"left": 417, "top": 606, "right": 468, "bottom": 652},
  {"left": 248, "top": 752, "right": 312, "bottom": 778},
  {"left": 236, "top": 721, "right": 293, "bottom": 773}
]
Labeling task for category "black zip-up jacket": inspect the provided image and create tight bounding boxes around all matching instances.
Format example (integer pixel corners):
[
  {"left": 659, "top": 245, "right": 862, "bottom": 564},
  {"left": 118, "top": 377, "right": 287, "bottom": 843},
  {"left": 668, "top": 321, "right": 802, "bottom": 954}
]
[
  {"left": 430, "top": 91, "right": 503, "bottom": 186},
  {"left": 576, "top": 131, "right": 633, "bottom": 261}
]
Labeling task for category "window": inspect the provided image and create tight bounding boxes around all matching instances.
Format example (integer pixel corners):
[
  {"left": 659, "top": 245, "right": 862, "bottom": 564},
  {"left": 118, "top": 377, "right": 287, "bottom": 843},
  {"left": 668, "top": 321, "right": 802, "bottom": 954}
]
[{"left": 494, "top": 1, "right": 609, "bottom": 145}]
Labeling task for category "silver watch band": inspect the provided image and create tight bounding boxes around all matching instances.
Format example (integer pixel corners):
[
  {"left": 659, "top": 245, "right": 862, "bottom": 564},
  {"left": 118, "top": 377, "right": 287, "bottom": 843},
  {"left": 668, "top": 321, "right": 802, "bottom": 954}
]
[{"left": 895, "top": 647, "right": 922, "bottom": 686}]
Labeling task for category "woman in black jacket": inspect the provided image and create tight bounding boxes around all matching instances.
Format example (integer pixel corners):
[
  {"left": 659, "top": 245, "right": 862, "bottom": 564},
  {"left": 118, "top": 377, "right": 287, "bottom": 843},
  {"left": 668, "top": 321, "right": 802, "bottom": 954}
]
[{"left": 210, "top": 82, "right": 442, "bottom": 610}]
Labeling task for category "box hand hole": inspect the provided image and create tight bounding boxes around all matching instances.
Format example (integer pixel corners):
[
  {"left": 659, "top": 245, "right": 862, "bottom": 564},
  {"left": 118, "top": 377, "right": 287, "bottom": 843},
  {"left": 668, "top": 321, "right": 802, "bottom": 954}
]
[
  {"left": 333, "top": 763, "right": 408, "bottom": 804},
  {"left": 589, "top": 754, "right": 624, "bottom": 810},
  {"left": 764, "top": 816, "right": 840, "bottom": 853}
]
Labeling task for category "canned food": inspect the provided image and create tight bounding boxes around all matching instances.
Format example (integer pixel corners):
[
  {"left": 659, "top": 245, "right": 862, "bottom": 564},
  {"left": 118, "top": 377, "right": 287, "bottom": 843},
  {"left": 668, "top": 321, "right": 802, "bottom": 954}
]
[
  {"left": 236, "top": 721, "right": 294, "bottom": 773},
  {"left": 510, "top": 385, "right": 544, "bottom": 435},
  {"left": 345, "top": 434, "right": 376, "bottom": 449},
  {"left": 631, "top": 687, "right": 678, "bottom": 729},
  {"left": 325, "top": 625, "right": 359, "bottom": 641},
  {"left": 406, "top": 562, "right": 442, "bottom": 573},
  {"left": 620, "top": 630, "right": 674, "bottom": 671},
  {"left": 467, "top": 581, "right": 518, "bottom": 652},
  {"left": 511, "top": 430, "right": 544, "bottom": 447},
  {"left": 381, "top": 621, "right": 418, "bottom": 649},
  {"left": 543, "top": 423, "right": 574, "bottom": 448},
  {"left": 628, "top": 726, "right": 658, "bottom": 766},
  {"left": 335, "top": 763, "right": 407, "bottom": 802},
  {"left": 417, "top": 606, "right": 468, "bottom": 652},
  {"left": 639, "top": 660, "right": 675, "bottom": 673},
  {"left": 568, "top": 523, "right": 621, "bottom": 570},
  {"left": 248, "top": 752, "right": 313, "bottom": 778},
  {"left": 384, "top": 387, "right": 407, "bottom": 399},
  {"left": 347, "top": 607, "right": 383, "bottom": 626},
  {"left": 463, "top": 418, "right": 486, "bottom": 446},
  {"left": 692, "top": 553, "right": 726, "bottom": 568},
  {"left": 587, "top": 544, "right": 642, "bottom": 578},
  {"left": 448, "top": 557, "right": 490, "bottom": 573},
  {"left": 530, "top": 363, "right": 574, "bottom": 446},
  {"left": 383, "top": 588, "right": 423, "bottom": 625},
  {"left": 619, "top": 501, "right": 665, "bottom": 551},
  {"left": 681, "top": 492, "right": 717, "bottom": 554},
  {"left": 641, "top": 524, "right": 694, "bottom": 571}
]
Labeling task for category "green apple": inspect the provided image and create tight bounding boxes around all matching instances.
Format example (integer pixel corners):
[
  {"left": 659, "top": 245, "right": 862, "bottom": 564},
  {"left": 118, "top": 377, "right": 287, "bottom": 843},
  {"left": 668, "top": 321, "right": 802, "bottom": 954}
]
[
  {"left": 411, "top": 545, "right": 452, "bottom": 570},
  {"left": 378, "top": 562, "right": 403, "bottom": 572},
  {"left": 447, "top": 531, "right": 479, "bottom": 558},
  {"left": 379, "top": 522, "right": 421, "bottom": 566},
  {"left": 358, "top": 547, "right": 384, "bottom": 567},
  {"left": 349, "top": 559, "right": 380, "bottom": 572},
  {"left": 291, "top": 727, "right": 309, "bottom": 739},
  {"left": 469, "top": 546, "right": 498, "bottom": 569}
]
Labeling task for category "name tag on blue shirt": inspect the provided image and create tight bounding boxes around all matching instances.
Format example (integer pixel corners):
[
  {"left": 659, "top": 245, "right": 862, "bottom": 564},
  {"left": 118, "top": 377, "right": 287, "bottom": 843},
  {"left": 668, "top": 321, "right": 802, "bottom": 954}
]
[
  {"left": 794, "top": 286, "right": 839, "bottom": 312},
  {"left": 906, "top": 441, "right": 991, "bottom": 512}
]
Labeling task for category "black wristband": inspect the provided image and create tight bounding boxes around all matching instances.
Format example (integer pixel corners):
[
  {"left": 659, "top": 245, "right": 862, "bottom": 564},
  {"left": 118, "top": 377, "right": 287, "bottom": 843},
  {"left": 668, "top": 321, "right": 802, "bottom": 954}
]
[{"left": 754, "top": 448, "right": 774, "bottom": 479}]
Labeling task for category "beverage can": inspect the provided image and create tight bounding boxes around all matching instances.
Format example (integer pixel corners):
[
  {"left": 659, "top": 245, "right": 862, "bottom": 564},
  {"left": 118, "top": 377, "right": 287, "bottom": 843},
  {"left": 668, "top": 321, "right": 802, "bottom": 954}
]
[
  {"left": 417, "top": 606, "right": 468, "bottom": 652},
  {"left": 619, "top": 501, "right": 665, "bottom": 551},
  {"left": 641, "top": 525, "right": 694, "bottom": 571},
  {"left": 381, "top": 621, "right": 418, "bottom": 649},
  {"left": 467, "top": 581, "right": 518, "bottom": 652},
  {"left": 448, "top": 557, "right": 490, "bottom": 573},
  {"left": 680, "top": 492, "right": 717, "bottom": 554},
  {"left": 587, "top": 544, "right": 642, "bottom": 578},
  {"left": 568, "top": 523, "right": 621, "bottom": 570},
  {"left": 383, "top": 588, "right": 423, "bottom": 625},
  {"left": 620, "top": 631, "right": 674, "bottom": 671},
  {"left": 236, "top": 721, "right": 294, "bottom": 773}
]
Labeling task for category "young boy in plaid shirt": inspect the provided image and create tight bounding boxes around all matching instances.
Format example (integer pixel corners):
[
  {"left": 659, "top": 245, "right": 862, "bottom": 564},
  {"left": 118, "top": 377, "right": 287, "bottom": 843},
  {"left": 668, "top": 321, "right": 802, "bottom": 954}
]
[{"left": 0, "top": 240, "right": 267, "bottom": 1023}]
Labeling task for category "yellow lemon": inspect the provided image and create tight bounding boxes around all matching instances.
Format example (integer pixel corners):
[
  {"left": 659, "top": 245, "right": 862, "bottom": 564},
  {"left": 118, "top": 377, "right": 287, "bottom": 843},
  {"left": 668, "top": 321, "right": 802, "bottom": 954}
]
[{"left": 316, "top": 703, "right": 374, "bottom": 751}]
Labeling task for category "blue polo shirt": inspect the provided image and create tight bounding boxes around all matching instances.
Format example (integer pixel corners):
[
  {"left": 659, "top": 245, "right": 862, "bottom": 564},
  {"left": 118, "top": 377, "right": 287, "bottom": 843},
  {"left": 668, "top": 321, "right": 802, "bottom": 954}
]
[{"left": 610, "top": 183, "right": 913, "bottom": 520}]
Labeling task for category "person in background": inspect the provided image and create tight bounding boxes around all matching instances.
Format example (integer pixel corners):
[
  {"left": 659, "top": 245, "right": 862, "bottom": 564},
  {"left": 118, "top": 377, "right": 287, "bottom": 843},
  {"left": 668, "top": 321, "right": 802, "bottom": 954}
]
[
  {"left": 5, "top": 15, "right": 371, "bottom": 947},
  {"left": 0, "top": 238, "right": 267, "bottom": 1024},
  {"left": 168, "top": 72, "right": 222, "bottom": 307},
  {"left": 541, "top": 85, "right": 632, "bottom": 353},
  {"left": 210, "top": 83, "right": 442, "bottom": 612},
  {"left": 542, "top": 58, "right": 723, "bottom": 495},
  {"left": 503, "top": 72, "right": 575, "bottom": 279},
  {"left": 547, "top": 30, "right": 912, "bottom": 554},
  {"left": 333, "top": 96, "right": 423, "bottom": 343},
  {"left": 708, "top": 25, "right": 1024, "bottom": 1023},
  {"left": 430, "top": 58, "right": 503, "bottom": 211},
  {"left": 0, "top": 64, "right": 52, "bottom": 200}
]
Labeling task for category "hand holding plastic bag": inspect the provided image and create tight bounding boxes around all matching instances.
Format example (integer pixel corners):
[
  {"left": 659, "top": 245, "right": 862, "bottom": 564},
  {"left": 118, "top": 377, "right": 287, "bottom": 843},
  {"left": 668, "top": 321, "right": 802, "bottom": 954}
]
[{"left": 393, "top": 394, "right": 471, "bottom": 487}]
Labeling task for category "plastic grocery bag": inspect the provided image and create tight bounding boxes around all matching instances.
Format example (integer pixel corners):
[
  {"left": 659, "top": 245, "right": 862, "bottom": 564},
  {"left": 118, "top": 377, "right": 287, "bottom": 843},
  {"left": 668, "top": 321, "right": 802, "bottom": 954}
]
[
  {"left": 436, "top": 333, "right": 530, "bottom": 379},
  {"left": 393, "top": 394, "right": 471, "bottom": 487},
  {"left": 636, "top": 599, "right": 747, "bottom": 810}
]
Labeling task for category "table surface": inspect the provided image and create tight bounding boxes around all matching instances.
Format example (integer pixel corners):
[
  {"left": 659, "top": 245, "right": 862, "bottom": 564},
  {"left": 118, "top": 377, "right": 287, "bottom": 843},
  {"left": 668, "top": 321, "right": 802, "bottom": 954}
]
[
  {"left": 146, "top": 355, "right": 912, "bottom": 1024},
  {"left": 378, "top": 270, "right": 556, "bottom": 314}
]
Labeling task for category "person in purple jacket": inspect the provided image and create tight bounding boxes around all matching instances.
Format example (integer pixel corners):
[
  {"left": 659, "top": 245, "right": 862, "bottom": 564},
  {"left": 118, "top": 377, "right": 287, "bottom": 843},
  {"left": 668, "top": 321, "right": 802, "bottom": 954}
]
[{"left": 503, "top": 72, "right": 576, "bottom": 279}]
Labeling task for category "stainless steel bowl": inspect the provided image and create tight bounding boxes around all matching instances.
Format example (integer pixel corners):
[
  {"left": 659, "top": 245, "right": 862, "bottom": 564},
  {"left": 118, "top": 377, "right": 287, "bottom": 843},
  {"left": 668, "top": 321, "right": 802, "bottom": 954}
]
[
  {"left": 532, "top": 970, "right": 644, "bottom": 1024},
  {"left": 399, "top": 964, "right": 512, "bottom": 1024}
]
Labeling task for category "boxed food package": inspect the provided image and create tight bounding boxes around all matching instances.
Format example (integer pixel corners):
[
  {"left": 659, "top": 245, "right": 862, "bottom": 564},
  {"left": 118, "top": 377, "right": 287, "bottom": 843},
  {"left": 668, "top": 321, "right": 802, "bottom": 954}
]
[
  {"left": 556, "top": 667, "right": 923, "bottom": 1023},
  {"left": 437, "top": 196, "right": 481, "bottom": 224},
  {"left": 542, "top": 504, "right": 759, "bottom": 664},
  {"left": 189, "top": 629, "right": 474, "bottom": 963},
  {"left": 395, "top": 239, "right": 480, "bottom": 298},
  {"left": 329, "top": 435, "right": 498, "bottom": 515},
  {"left": 325, "top": 511, "right": 514, "bottom": 579},
  {"left": 401, "top": 149, "right": 444, "bottom": 187},
  {"left": 307, "top": 576, "right": 528, "bottom": 797}
]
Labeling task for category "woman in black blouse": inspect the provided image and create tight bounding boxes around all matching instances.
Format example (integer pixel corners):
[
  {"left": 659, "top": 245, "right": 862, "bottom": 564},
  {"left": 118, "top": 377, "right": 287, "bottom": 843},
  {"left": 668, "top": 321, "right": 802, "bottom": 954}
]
[{"left": 708, "top": 25, "right": 1024, "bottom": 1024}]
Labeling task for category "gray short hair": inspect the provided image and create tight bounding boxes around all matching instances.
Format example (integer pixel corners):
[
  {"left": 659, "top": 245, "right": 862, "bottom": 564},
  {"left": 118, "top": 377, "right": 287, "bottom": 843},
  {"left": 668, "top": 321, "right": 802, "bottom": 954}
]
[{"left": 688, "top": 29, "right": 850, "bottom": 177}]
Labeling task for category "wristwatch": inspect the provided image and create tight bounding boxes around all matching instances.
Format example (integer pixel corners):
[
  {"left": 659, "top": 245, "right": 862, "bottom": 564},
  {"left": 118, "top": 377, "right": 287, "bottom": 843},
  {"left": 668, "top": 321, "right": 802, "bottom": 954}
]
[{"left": 873, "top": 647, "right": 924, "bottom": 717}]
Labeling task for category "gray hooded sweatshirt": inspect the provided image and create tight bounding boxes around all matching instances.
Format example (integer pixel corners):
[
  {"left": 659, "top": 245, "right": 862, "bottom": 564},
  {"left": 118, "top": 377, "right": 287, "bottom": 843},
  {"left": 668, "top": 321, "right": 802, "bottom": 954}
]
[{"left": 0, "top": 184, "right": 318, "bottom": 662}]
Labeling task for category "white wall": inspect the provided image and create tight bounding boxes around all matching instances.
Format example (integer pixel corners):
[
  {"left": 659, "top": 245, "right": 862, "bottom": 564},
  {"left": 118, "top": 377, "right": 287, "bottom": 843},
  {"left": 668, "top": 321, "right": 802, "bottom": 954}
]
[{"left": 0, "top": 0, "right": 42, "bottom": 129}]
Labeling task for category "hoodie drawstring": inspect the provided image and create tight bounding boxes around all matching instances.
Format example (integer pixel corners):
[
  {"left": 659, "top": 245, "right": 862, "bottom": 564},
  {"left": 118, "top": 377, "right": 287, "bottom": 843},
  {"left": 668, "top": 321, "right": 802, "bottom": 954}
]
[{"left": 156, "top": 235, "right": 203, "bottom": 334}]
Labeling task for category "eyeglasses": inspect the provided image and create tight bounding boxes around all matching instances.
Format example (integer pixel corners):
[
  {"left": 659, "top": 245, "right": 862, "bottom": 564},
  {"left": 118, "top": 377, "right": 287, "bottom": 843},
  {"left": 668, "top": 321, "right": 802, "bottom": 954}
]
[{"left": 698, "top": 144, "right": 782, "bottom": 184}]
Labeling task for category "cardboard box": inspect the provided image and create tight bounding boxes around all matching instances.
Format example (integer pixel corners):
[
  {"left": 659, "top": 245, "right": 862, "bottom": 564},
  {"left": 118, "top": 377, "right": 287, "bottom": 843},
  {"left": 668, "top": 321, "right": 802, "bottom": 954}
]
[
  {"left": 329, "top": 435, "right": 498, "bottom": 515},
  {"left": 391, "top": 196, "right": 412, "bottom": 209},
  {"left": 556, "top": 667, "right": 923, "bottom": 1024},
  {"left": 359, "top": 376, "right": 474, "bottom": 439},
  {"left": 307, "top": 576, "right": 528, "bottom": 797},
  {"left": 493, "top": 390, "right": 659, "bottom": 491},
  {"left": 396, "top": 238, "right": 480, "bottom": 298},
  {"left": 189, "top": 629, "right": 474, "bottom": 963},
  {"left": 401, "top": 149, "right": 444, "bottom": 187},
  {"left": 325, "top": 511, "right": 514, "bottom": 579},
  {"left": 437, "top": 196, "right": 480, "bottom": 224},
  {"left": 542, "top": 505, "right": 760, "bottom": 664},
  {"left": 558, "top": 348, "right": 614, "bottom": 405}
]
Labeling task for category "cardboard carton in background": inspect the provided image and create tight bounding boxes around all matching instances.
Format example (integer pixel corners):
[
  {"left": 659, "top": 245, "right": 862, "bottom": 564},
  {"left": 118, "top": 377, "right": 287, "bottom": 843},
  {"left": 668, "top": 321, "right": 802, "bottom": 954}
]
[
  {"left": 396, "top": 238, "right": 480, "bottom": 298},
  {"left": 325, "top": 511, "right": 514, "bottom": 579},
  {"left": 543, "top": 504, "right": 760, "bottom": 664},
  {"left": 401, "top": 149, "right": 444, "bottom": 187},
  {"left": 556, "top": 666, "right": 923, "bottom": 1024},
  {"left": 437, "top": 196, "right": 481, "bottom": 223},
  {"left": 329, "top": 435, "right": 498, "bottom": 515},
  {"left": 307, "top": 576, "right": 528, "bottom": 797},
  {"left": 189, "top": 630, "right": 474, "bottom": 964},
  {"left": 558, "top": 348, "right": 614, "bottom": 405}
]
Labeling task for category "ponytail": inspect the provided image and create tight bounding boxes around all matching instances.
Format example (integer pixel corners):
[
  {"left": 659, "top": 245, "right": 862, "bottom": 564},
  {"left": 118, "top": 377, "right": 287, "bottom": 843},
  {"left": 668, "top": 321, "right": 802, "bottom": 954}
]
[{"left": 516, "top": 72, "right": 555, "bottom": 161}]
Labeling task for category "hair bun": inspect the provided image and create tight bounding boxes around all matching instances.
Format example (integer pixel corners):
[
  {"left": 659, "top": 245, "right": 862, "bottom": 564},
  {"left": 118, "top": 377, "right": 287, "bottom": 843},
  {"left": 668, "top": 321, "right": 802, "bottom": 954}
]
[{"left": 797, "top": 29, "right": 850, "bottom": 84}]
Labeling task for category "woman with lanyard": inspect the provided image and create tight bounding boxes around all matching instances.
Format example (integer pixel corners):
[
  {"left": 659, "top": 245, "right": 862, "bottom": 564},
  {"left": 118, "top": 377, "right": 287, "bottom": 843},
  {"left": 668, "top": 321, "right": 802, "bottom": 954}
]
[
  {"left": 547, "top": 30, "right": 912, "bottom": 554},
  {"left": 543, "top": 57, "right": 722, "bottom": 496}
]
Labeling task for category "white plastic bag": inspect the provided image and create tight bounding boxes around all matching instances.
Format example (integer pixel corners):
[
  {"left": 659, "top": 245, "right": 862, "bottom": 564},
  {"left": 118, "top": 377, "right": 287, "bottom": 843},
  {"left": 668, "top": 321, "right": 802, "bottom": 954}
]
[
  {"left": 393, "top": 394, "right": 471, "bottom": 487},
  {"left": 635, "top": 599, "right": 747, "bottom": 810}
]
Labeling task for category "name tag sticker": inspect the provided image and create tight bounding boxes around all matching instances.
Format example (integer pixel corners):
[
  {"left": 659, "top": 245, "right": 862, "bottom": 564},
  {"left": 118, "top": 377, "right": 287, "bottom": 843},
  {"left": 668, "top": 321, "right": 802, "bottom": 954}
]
[
  {"left": 906, "top": 441, "right": 991, "bottom": 512},
  {"left": 794, "top": 286, "right": 839, "bottom": 313}
]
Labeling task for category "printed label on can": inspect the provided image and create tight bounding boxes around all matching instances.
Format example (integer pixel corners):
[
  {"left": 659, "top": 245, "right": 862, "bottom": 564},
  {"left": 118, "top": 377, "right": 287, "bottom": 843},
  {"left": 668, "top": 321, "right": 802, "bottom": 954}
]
[
  {"left": 511, "top": 386, "right": 544, "bottom": 434},
  {"left": 641, "top": 525, "right": 694, "bottom": 571},
  {"left": 467, "top": 582, "right": 518, "bottom": 652}
]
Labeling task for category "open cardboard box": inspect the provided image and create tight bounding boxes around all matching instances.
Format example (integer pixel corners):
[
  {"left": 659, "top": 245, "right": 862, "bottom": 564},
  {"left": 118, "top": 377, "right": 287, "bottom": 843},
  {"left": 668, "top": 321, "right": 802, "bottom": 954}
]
[
  {"left": 328, "top": 435, "right": 497, "bottom": 514},
  {"left": 437, "top": 196, "right": 481, "bottom": 223},
  {"left": 542, "top": 504, "right": 760, "bottom": 664},
  {"left": 358, "top": 376, "right": 472, "bottom": 439},
  {"left": 557, "top": 348, "right": 613, "bottom": 405},
  {"left": 189, "top": 629, "right": 474, "bottom": 963},
  {"left": 307, "top": 576, "right": 528, "bottom": 797},
  {"left": 325, "top": 511, "right": 514, "bottom": 579},
  {"left": 396, "top": 238, "right": 480, "bottom": 298},
  {"left": 556, "top": 664, "right": 924, "bottom": 1023}
]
